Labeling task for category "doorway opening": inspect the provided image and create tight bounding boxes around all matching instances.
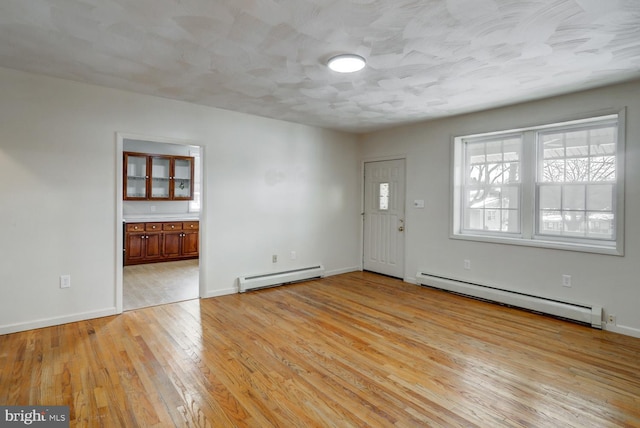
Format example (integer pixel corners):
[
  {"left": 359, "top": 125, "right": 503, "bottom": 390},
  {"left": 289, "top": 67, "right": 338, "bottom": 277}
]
[{"left": 118, "top": 135, "right": 203, "bottom": 311}]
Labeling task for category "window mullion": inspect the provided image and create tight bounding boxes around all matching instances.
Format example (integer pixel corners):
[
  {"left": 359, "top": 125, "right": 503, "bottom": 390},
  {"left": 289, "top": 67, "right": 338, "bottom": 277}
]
[{"left": 521, "top": 130, "right": 536, "bottom": 239}]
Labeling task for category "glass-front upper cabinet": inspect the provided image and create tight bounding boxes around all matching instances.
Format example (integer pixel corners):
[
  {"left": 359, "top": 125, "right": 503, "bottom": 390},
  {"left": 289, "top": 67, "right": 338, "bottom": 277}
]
[
  {"left": 172, "top": 157, "right": 194, "bottom": 200},
  {"left": 150, "top": 156, "right": 171, "bottom": 199},
  {"left": 124, "top": 152, "right": 149, "bottom": 199},
  {"left": 123, "top": 152, "right": 195, "bottom": 201}
]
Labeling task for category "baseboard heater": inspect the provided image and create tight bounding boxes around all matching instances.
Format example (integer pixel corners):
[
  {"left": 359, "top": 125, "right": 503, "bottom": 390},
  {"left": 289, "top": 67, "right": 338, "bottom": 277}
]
[
  {"left": 239, "top": 265, "right": 325, "bottom": 292},
  {"left": 416, "top": 272, "right": 602, "bottom": 328}
]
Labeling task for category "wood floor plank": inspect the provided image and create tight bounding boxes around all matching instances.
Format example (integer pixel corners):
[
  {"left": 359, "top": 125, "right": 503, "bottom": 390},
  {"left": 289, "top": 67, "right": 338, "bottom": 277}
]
[{"left": 1, "top": 271, "right": 639, "bottom": 427}]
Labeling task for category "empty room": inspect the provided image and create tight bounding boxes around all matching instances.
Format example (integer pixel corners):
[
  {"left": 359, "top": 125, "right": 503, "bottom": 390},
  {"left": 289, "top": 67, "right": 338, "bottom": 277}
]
[{"left": 1, "top": 1, "right": 639, "bottom": 427}]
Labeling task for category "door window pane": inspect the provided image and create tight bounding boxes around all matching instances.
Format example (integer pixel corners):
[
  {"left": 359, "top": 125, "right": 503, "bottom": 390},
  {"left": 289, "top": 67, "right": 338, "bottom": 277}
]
[{"left": 379, "top": 183, "right": 389, "bottom": 210}]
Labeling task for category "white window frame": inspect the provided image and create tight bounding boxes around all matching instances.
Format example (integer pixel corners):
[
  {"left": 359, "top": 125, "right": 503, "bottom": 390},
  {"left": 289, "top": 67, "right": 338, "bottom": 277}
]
[
  {"left": 451, "top": 109, "right": 625, "bottom": 256},
  {"left": 188, "top": 147, "right": 201, "bottom": 213},
  {"left": 459, "top": 132, "right": 523, "bottom": 236}
]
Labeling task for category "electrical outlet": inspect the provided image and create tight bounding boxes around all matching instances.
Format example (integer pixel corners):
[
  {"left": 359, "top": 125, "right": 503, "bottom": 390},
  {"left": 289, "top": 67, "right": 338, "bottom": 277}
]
[
  {"left": 608, "top": 314, "right": 617, "bottom": 325},
  {"left": 562, "top": 274, "right": 572, "bottom": 287},
  {"left": 60, "top": 275, "right": 71, "bottom": 289},
  {"left": 464, "top": 259, "right": 471, "bottom": 270},
  {"left": 272, "top": 254, "right": 278, "bottom": 263}
]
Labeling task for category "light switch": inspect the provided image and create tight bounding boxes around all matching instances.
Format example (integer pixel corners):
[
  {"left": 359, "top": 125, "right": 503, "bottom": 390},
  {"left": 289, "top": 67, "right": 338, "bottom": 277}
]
[
  {"left": 60, "top": 275, "right": 71, "bottom": 289},
  {"left": 413, "top": 199, "right": 425, "bottom": 208}
]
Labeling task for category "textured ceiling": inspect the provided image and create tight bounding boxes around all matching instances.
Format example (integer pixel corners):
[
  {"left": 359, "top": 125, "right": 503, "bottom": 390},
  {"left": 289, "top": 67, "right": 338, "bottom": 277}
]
[{"left": 1, "top": 0, "right": 639, "bottom": 133}]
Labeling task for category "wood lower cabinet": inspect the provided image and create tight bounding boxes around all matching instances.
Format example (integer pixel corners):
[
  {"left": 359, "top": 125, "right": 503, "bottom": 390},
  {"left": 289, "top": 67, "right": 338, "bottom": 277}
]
[
  {"left": 125, "top": 230, "right": 163, "bottom": 264},
  {"left": 162, "top": 230, "right": 183, "bottom": 259},
  {"left": 182, "top": 229, "right": 199, "bottom": 257},
  {"left": 124, "top": 221, "right": 199, "bottom": 265},
  {"left": 125, "top": 223, "right": 163, "bottom": 264}
]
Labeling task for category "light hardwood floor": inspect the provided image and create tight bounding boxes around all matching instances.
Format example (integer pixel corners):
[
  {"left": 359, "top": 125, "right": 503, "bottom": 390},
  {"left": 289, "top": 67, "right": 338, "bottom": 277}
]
[
  {"left": 1, "top": 271, "right": 639, "bottom": 427},
  {"left": 123, "top": 260, "right": 199, "bottom": 311}
]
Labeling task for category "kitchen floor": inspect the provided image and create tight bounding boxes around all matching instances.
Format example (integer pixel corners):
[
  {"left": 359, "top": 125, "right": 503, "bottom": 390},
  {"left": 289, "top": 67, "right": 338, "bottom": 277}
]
[{"left": 123, "top": 259, "right": 199, "bottom": 311}]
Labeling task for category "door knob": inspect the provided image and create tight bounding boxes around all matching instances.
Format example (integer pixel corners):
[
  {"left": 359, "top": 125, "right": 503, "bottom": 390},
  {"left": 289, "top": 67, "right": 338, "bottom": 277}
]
[{"left": 398, "top": 226, "right": 404, "bottom": 232}]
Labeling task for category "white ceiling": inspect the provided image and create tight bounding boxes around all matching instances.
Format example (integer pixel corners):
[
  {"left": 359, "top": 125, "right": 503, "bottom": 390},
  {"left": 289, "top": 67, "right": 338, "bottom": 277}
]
[{"left": 1, "top": 0, "right": 639, "bottom": 133}]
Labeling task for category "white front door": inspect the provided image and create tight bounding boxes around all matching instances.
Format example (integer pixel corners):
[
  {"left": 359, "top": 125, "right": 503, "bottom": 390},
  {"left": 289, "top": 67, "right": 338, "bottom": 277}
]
[{"left": 363, "top": 159, "right": 406, "bottom": 278}]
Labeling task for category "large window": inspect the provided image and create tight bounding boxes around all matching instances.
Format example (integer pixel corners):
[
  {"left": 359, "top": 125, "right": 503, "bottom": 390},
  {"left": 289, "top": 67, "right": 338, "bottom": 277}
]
[{"left": 452, "top": 111, "right": 625, "bottom": 255}]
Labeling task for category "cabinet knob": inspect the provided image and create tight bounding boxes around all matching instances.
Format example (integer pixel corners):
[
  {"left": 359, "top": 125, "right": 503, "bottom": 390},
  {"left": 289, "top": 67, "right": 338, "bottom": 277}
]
[{"left": 171, "top": 225, "right": 175, "bottom": 229}]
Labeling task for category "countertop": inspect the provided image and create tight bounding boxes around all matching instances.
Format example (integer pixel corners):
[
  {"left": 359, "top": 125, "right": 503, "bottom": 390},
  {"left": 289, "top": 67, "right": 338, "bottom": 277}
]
[{"left": 123, "top": 215, "right": 200, "bottom": 223}]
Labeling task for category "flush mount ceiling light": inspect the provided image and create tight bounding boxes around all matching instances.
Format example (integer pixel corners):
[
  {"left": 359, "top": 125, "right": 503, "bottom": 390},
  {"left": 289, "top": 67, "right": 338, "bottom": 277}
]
[{"left": 327, "top": 54, "right": 366, "bottom": 73}]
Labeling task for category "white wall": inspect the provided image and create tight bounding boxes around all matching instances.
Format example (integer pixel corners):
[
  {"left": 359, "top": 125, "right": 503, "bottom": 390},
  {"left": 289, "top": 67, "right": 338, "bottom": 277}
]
[
  {"left": 360, "top": 80, "right": 640, "bottom": 337},
  {"left": 0, "top": 67, "right": 361, "bottom": 334}
]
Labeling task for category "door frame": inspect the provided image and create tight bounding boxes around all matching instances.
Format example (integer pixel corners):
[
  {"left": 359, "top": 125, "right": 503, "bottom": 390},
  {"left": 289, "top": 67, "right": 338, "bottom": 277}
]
[
  {"left": 361, "top": 155, "right": 408, "bottom": 280},
  {"left": 115, "top": 132, "right": 205, "bottom": 313}
]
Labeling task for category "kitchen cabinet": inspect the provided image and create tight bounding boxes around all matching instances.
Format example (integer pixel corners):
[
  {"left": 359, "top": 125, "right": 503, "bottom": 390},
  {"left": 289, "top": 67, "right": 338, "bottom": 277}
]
[
  {"left": 124, "top": 223, "right": 163, "bottom": 264},
  {"left": 123, "top": 153, "right": 149, "bottom": 199},
  {"left": 181, "top": 223, "right": 200, "bottom": 257},
  {"left": 124, "top": 221, "right": 199, "bottom": 265},
  {"left": 124, "top": 152, "right": 194, "bottom": 201},
  {"left": 162, "top": 221, "right": 200, "bottom": 259}
]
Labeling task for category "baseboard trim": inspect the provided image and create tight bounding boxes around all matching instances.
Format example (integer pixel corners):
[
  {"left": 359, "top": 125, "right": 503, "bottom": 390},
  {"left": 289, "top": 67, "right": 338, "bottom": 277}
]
[
  {"left": 204, "top": 288, "right": 237, "bottom": 298},
  {"left": 605, "top": 323, "right": 640, "bottom": 338},
  {"left": 325, "top": 266, "right": 360, "bottom": 277},
  {"left": 0, "top": 307, "right": 118, "bottom": 335}
]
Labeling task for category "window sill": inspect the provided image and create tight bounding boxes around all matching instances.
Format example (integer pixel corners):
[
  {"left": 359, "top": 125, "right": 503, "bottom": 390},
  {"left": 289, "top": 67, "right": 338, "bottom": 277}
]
[{"left": 450, "top": 232, "right": 622, "bottom": 256}]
